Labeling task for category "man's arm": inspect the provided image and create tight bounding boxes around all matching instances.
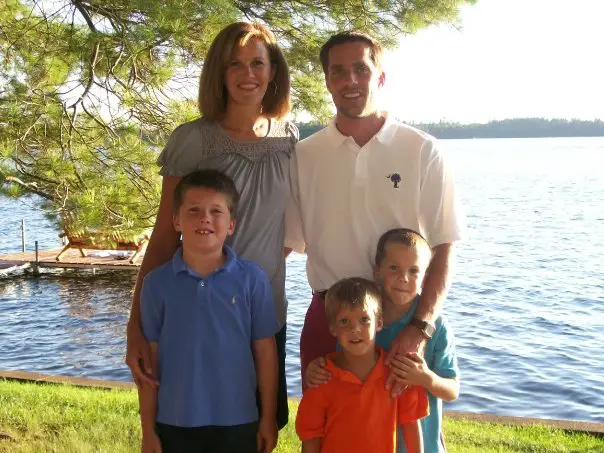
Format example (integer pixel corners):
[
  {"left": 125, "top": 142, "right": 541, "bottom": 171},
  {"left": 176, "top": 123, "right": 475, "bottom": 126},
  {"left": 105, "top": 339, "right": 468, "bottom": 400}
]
[
  {"left": 386, "top": 243, "right": 455, "bottom": 394},
  {"left": 416, "top": 242, "right": 455, "bottom": 324},
  {"left": 253, "top": 337, "right": 278, "bottom": 453},
  {"left": 126, "top": 176, "right": 181, "bottom": 385},
  {"left": 389, "top": 242, "right": 455, "bottom": 357}
]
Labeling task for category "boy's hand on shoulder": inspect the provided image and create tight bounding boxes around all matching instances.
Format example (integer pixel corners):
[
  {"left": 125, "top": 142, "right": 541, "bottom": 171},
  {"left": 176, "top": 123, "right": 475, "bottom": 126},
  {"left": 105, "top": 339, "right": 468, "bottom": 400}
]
[
  {"left": 389, "top": 351, "right": 431, "bottom": 388},
  {"left": 257, "top": 417, "right": 278, "bottom": 453},
  {"left": 386, "top": 326, "right": 427, "bottom": 396},
  {"left": 141, "top": 431, "right": 162, "bottom": 453},
  {"left": 305, "top": 357, "right": 331, "bottom": 388}
]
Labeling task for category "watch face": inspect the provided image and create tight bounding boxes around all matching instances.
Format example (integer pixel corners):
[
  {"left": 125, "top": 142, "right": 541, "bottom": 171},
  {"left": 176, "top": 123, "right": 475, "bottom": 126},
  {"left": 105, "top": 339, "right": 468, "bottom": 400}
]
[
  {"left": 412, "top": 318, "right": 435, "bottom": 337},
  {"left": 425, "top": 323, "right": 435, "bottom": 335}
]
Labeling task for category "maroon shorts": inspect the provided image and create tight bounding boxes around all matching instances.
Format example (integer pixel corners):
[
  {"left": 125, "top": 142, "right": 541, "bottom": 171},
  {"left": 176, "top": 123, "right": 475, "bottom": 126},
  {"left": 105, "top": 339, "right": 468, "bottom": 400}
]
[{"left": 299, "top": 292, "right": 337, "bottom": 390}]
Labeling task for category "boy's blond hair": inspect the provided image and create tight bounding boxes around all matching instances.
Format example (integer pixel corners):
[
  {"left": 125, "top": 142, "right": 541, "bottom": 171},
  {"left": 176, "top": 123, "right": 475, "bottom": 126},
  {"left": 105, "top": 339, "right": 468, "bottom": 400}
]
[{"left": 325, "top": 277, "right": 382, "bottom": 324}]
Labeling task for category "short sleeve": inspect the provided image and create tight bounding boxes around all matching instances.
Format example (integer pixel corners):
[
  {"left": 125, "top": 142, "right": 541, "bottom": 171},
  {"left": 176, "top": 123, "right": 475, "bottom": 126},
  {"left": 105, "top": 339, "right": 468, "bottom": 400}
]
[
  {"left": 397, "top": 386, "right": 430, "bottom": 423},
  {"left": 140, "top": 275, "right": 164, "bottom": 342},
  {"left": 157, "top": 122, "right": 201, "bottom": 177},
  {"left": 418, "top": 141, "right": 466, "bottom": 247},
  {"left": 295, "top": 386, "right": 328, "bottom": 441},
  {"left": 431, "top": 317, "right": 459, "bottom": 379},
  {"left": 249, "top": 266, "right": 280, "bottom": 340},
  {"left": 284, "top": 150, "right": 306, "bottom": 253}
]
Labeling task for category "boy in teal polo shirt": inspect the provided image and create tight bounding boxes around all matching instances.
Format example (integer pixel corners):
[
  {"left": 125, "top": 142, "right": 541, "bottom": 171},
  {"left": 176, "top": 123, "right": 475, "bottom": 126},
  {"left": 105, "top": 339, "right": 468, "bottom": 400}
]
[
  {"left": 138, "top": 169, "right": 279, "bottom": 453},
  {"left": 305, "top": 228, "right": 459, "bottom": 453}
]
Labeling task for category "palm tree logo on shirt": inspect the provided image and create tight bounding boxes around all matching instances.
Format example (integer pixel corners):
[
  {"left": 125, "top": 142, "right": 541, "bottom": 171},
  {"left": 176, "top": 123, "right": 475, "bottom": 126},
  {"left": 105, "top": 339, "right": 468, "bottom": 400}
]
[{"left": 387, "top": 173, "right": 402, "bottom": 188}]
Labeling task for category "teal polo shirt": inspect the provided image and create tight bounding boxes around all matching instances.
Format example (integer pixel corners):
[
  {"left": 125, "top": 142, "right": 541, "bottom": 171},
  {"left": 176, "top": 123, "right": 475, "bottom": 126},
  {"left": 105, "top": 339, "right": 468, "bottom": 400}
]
[
  {"left": 141, "top": 246, "right": 279, "bottom": 427},
  {"left": 376, "top": 297, "right": 459, "bottom": 453}
]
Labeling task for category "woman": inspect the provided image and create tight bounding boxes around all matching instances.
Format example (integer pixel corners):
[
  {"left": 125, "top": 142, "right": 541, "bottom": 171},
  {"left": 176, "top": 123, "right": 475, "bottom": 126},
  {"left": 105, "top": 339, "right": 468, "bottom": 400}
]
[{"left": 125, "top": 22, "right": 297, "bottom": 431}]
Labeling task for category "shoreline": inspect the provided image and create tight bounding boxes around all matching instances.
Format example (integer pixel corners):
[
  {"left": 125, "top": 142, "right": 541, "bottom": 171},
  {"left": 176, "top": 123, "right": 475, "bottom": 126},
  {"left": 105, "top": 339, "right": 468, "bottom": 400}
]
[{"left": 2, "top": 369, "right": 602, "bottom": 437}]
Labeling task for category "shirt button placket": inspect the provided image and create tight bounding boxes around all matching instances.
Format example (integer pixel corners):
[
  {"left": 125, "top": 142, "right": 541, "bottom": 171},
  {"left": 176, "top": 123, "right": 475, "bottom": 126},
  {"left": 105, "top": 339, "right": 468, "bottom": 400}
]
[{"left": 198, "top": 280, "right": 206, "bottom": 303}]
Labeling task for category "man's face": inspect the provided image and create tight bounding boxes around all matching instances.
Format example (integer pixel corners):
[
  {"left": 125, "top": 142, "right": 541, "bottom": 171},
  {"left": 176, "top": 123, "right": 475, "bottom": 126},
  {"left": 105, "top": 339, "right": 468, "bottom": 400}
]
[{"left": 325, "top": 41, "right": 385, "bottom": 119}]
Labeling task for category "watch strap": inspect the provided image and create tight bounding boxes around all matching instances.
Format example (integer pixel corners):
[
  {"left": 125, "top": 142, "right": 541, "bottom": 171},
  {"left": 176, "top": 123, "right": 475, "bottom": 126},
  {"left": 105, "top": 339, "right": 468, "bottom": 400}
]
[{"left": 410, "top": 317, "right": 435, "bottom": 339}]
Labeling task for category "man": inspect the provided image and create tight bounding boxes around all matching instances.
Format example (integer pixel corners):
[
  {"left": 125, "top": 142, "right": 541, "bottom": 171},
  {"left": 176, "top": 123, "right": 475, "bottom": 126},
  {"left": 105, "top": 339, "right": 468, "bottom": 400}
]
[{"left": 285, "top": 31, "right": 465, "bottom": 389}]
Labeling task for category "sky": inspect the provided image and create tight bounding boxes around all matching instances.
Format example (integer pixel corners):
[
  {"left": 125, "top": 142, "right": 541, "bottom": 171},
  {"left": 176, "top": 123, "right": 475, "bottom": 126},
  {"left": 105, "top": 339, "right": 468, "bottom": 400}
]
[{"left": 381, "top": 0, "right": 604, "bottom": 123}]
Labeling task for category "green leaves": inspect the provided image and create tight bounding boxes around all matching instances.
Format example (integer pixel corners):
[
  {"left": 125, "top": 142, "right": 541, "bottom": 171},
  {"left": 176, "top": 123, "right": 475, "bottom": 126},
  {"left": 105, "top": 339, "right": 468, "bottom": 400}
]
[{"left": 1, "top": 0, "right": 473, "bottom": 243}]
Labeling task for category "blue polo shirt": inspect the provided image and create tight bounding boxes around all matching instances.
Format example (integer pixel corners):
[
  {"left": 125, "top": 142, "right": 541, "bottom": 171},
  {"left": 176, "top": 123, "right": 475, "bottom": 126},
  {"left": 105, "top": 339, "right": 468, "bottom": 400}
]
[
  {"left": 140, "top": 246, "right": 279, "bottom": 427},
  {"left": 376, "top": 297, "right": 459, "bottom": 453}
]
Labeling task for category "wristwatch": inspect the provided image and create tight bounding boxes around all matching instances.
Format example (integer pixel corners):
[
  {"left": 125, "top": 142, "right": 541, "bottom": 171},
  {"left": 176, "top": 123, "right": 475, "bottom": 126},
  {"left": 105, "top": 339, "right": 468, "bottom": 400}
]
[{"left": 410, "top": 318, "right": 436, "bottom": 340}]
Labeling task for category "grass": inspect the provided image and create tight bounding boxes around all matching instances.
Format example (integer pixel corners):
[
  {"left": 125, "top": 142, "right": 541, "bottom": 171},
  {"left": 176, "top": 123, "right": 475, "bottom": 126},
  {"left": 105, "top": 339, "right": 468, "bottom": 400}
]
[{"left": 1, "top": 379, "right": 603, "bottom": 452}]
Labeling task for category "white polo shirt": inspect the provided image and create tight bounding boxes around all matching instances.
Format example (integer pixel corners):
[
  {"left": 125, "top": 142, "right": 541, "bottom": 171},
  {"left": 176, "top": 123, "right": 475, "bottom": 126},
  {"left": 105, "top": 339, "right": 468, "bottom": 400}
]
[{"left": 285, "top": 115, "right": 465, "bottom": 291}]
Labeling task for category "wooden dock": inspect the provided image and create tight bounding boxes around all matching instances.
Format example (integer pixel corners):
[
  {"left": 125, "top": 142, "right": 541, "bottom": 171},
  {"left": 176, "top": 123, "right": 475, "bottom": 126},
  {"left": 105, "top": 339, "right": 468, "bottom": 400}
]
[{"left": 0, "top": 247, "right": 141, "bottom": 275}]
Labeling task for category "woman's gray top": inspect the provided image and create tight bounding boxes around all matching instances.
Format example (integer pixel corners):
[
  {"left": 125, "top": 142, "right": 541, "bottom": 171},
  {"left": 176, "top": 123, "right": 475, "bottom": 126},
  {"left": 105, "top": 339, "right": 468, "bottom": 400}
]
[{"left": 158, "top": 117, "right": 298, "bottom": 327}]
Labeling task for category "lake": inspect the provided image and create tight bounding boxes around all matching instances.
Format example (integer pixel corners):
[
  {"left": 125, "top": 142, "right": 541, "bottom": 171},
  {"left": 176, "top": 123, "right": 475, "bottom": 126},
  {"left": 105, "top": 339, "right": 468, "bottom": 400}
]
[{"left": 1, "top": 136, "right": 603, "bottom": 423}]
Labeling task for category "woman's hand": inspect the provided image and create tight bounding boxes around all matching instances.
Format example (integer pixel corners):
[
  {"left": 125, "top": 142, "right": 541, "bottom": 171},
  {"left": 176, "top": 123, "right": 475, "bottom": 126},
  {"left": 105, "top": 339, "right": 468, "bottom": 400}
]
[
  {"left": 304, "top": 357, "right": 331, "bottom": 388},
  {"left": 126, "top": 323, "right": 157, "bottom": 387}
]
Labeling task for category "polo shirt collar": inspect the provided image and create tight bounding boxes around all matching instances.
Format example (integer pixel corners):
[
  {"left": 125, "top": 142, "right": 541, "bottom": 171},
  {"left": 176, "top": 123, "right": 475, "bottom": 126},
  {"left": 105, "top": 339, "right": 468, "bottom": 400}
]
[
  {"left": 326, "top": 112, "right": 397, "bottom": 148},
  {"left": 325, "top": 118, "right": 350, "bottom": 149},
  {"left": 171, "top": 245, "right": 238, "bottom": 276},
  {"left": 373, "top": 112, "right": 397, "bottom": 145},
  {"left": 325, "top": 348, "right": 386, "bottom": 384}
]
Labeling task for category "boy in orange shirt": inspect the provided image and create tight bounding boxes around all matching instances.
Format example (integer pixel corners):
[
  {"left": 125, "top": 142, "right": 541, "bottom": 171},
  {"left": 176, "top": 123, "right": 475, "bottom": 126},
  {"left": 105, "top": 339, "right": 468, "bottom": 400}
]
[{"left": 295, "top": 277, "right": 428, "bottom": 453}]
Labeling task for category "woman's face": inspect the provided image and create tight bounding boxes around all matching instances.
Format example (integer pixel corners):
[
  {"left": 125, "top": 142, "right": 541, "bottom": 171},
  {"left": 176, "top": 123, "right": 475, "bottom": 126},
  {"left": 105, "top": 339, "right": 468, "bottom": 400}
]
[{"left": 224, "top": 38, "right": 276, "bottom": 110}]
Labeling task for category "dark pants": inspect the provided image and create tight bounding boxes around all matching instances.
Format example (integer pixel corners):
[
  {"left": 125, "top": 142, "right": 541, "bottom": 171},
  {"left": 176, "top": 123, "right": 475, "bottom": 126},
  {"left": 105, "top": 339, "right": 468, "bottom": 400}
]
[
  {"left": 272, "top": 324, "right": 289, "bottom": 429},
  {"left": 156, "top": 422, "right": 257, "bottom": 453}
]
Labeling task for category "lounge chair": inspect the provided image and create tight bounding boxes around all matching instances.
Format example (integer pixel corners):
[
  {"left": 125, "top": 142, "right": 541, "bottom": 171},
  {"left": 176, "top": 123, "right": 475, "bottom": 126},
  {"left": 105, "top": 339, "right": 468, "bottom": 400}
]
[{"left": 55, "top": 229, "right": 150, "bottom": 264}]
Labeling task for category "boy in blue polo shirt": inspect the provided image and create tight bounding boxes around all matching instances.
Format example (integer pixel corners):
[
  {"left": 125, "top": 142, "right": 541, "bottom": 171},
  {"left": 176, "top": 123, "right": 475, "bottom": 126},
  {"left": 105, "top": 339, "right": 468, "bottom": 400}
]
[
  {"left": 138, "top": 169, "right": 279, "bottom": 453},
  {"left": 306, "top": 228, "right": 459, "bottom": 453}
]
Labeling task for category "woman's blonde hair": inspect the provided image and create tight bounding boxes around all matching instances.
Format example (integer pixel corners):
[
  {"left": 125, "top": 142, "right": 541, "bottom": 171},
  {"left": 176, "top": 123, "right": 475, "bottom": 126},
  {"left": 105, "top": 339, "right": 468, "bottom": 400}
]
[{"left": 199, "top": 22, "right": 291, "bottom": 120}]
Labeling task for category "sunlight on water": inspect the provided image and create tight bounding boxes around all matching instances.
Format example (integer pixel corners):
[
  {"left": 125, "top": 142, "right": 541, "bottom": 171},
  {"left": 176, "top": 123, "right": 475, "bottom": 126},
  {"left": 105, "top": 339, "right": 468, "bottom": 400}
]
[{"left": 1, "top": 137, "right": 603, "bottom": 422}]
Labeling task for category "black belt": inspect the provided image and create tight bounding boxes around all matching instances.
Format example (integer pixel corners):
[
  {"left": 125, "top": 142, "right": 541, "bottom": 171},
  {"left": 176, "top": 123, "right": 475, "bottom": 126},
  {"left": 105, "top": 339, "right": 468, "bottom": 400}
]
[{"left": 312, "top": 289, "right": 328, "bottom": 298}]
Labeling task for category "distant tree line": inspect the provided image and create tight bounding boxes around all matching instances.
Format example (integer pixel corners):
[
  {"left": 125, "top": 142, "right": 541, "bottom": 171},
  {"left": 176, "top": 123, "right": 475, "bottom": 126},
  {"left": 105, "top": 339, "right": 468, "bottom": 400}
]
[{"left": 298, "top": 118, "right": 604, "bottom": 140}]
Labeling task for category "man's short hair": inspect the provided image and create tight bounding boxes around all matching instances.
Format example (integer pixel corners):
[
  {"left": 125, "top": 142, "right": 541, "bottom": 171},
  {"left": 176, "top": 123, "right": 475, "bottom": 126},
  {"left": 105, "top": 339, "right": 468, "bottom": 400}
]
[
  {"left": 325, "top": 277, "right": 382, "bottom": 324},
  {"left": 375, "top": 228, "right": 432, "bottom": 266},
  {"left": 319, "top": 31, "right": 384, "bottom": 76},
  {"left": 173, "top": 169, "right": 240, "bottom": 217}
]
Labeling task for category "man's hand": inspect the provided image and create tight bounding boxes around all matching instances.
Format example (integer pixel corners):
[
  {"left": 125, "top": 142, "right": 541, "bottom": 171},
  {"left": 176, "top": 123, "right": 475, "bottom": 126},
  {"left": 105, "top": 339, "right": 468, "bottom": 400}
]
[
  {"left": 141, "top": 430, "right": 162, "bottom": 453},
  {"left": 126, "top": 322, "right": 157, "bottom": 387},
  {"left": 257, "top": 417, "right": 278, "bottom": 453},
  {"left": 385, "top": 325, "right": 426, "bottom": 396},
  {"left": 304, "top": 357, "right": 331, "bottom": 388}
]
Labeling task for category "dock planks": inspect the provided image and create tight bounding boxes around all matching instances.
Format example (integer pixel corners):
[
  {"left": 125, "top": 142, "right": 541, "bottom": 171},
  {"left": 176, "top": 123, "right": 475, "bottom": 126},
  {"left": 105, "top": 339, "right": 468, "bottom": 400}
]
[{"left": 0, "top": 248, "right": 141, "bottom": 273}]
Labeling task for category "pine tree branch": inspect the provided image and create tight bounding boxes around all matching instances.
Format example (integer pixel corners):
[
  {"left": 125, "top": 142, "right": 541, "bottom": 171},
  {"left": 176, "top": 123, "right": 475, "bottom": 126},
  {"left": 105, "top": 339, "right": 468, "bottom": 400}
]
[{"left": 3, "top": 176, "right": 54, "bottom": 200}]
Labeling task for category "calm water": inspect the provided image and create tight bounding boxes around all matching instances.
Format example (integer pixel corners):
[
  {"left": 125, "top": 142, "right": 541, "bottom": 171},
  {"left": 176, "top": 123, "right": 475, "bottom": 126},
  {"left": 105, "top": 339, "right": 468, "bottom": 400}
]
[{"left": 1, "top": 137, "right": 603, "bottom": 423}]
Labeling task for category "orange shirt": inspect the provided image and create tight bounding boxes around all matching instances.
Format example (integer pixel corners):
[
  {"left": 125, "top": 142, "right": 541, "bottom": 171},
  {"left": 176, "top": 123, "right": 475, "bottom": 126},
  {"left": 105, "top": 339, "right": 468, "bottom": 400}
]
[{"left": 296, "top": 349, "right": 429, "bottom": 453}]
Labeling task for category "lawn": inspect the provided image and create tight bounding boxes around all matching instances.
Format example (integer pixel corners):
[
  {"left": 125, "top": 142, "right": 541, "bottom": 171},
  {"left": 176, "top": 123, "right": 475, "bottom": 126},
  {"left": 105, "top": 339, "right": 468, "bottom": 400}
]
[{"left": 0, "top": 379, "right": 602, "bottom": 452}]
